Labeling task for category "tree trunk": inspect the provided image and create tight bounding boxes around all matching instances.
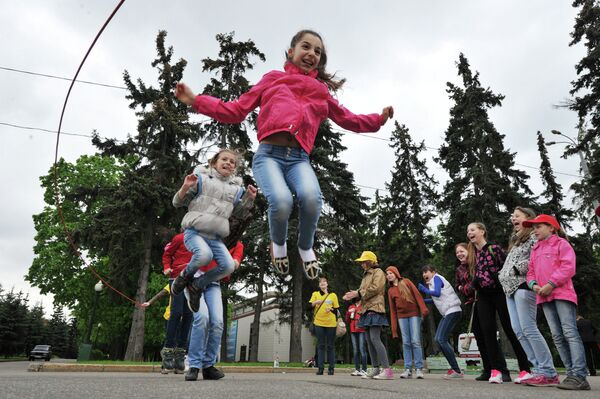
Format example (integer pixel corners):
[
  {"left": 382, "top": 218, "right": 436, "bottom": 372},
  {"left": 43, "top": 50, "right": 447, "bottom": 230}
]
[
  {"left": 289, "top": 257, "right": 303, "bottom": 362},
  {"left": 220, "top": 282, "right": 230, "bottom": 362},
  {"left": 124, "top": 224, "right": 152, "bottom": 361},
  {"left": 248, "top": 265, "right": 265, "bottom": 362}
]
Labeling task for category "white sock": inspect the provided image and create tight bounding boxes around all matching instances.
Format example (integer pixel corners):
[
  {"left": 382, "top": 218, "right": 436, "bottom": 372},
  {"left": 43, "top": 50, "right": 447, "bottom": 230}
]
[
  {"left": 272, "top": 242, "right": 287, "bottom": 258},
  {"left": 298, "top": 248, "right": 316, "bottom": 263}
]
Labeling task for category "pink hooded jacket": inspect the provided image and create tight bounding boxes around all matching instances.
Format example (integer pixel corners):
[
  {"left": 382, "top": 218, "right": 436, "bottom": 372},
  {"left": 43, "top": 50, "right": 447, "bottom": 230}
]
[
  {"left": 526, "top": 234, "right": 578, "bottom": 305},
  {"left": 192, "top": 62, "right": 383, "bottom": 155}
]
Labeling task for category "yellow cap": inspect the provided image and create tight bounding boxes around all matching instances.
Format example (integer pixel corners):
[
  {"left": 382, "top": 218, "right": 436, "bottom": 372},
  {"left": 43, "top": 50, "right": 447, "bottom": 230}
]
[{"left": 354, "top": 251, "right": 378, "bottom": 263}]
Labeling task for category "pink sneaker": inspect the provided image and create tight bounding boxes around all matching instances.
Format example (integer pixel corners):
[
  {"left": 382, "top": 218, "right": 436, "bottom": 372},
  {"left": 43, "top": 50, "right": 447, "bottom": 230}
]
[
  {"left": 443, "top": 369, "right": 464, "bottom": 379},
  {"left": 514, "top": 370, "right": 533, "bottom": 384},
  {"left": 489, "top": 369, "right": 503, "bottom": 384},
  {"left": 373, "top": 367, "right": 394, "bottom": 380},
  {"left": 525, "top": 374, "right": 560, "bottom": 387}
]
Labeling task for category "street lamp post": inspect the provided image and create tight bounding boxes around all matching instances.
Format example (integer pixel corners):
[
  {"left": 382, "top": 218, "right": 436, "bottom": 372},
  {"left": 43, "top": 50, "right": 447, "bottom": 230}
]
[{"left": 78, "top": 281, "right": 103, "bottom": 361}]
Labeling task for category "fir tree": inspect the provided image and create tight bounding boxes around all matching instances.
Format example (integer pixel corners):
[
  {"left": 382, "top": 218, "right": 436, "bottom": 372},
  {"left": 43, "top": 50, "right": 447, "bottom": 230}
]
[
  {"left": 378, "top": 122, "right": 438, "bottom": 274},
  {"left": 567, "top": 0, "right": 600, "bottom": 226},
  {"left": 89, "top": 31, "right": 204, "bottom": 360},
  {"left": 437, "top": 53, "right": 532, "bottom": 247}
]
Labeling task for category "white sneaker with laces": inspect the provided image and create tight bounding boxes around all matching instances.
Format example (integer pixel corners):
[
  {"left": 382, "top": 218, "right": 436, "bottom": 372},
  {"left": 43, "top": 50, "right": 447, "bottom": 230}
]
[
  {"left": 350, "top": 369, "right": 361, "bottom": 376},
  {"left": 399, "top": 369, "right": 412, "bottom": 379},
  {"left": 415, "top": 369, "right": 425, "bottom": 379},
  {"left": 362, "top": 368, "right": 380, "bottom": 379}
]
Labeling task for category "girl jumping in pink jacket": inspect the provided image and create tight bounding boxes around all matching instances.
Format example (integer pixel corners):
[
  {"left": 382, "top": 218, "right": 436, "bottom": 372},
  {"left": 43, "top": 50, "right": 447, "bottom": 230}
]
[
  {"left": 175, "top": 29, "right": 393, "bottom": 279},
  {"left": 525, "top": 214, "right": 590, "bottom": 391}
]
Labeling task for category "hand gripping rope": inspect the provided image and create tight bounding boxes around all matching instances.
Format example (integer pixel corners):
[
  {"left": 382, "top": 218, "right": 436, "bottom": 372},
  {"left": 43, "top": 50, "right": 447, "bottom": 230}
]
[{"left": 52, "top": 0, "right": 142, "bottom": 306}]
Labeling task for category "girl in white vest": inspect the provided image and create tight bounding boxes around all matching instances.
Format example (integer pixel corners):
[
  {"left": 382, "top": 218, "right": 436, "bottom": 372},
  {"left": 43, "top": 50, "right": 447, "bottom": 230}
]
[
  {"left": 170, "top": 149, "right": 256, "bottom": 312},
  {"left": 418, "top": 265, "right": 463, "bottom": 379}
]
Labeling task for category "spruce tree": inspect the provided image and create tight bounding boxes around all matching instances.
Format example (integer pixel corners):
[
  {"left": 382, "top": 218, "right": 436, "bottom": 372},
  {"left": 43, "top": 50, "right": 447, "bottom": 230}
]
[
  {"left": 378, "top": 122, "right": 438, "bottom": 273},
  {"left": 437, "top": 53, "right": 532, "bottom": 247},
  {"left": 568, "top": 0, "right": 600, "bottom": 225},
  {"left": 89, "top": 31, "right": 204, "bottom": 360},
  {"left": 192, "top": 32, "right": 266, "bottom": 360}
]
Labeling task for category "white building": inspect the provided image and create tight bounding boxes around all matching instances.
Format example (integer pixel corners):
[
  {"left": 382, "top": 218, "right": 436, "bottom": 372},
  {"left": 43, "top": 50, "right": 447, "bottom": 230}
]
[{"left": 226, "top": 291, "right": 315, "bottom": 363}]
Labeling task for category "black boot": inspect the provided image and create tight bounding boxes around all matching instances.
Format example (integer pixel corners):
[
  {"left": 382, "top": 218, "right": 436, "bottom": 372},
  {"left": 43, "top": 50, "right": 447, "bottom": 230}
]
[
  {"left": 475, "top": 370, "right": 491, "bottom": 381},
  {"left": 173, "top": 348, "right": 186, "bottom": 374},
  {"left": 160, "top": 348, "right": 174, "bottom": 374},
  {"left": 185, "top": 284, "right": 202, "bottom": 313},
  {"left": 316, "top": 368, "right": 324, "bottom": 375},
  {"left": 328, "top": 369, "right": 334, "bottom": 375},
  {"left": 185, "top": 367, "right": 199, "bottom": 381},
  {"left": 171, "top": 272, "right": 192, "bottom": 296},
  {"left": 202, "top": 366, "right": 225, "bottom": 380}
]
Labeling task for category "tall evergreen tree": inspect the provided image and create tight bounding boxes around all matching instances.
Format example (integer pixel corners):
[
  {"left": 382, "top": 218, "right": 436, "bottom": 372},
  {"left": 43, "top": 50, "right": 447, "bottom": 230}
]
[
  {"left": 47, "top": 304, "right": 69, "bottom": 358},
  {"left": 568, "top": 0, "right": 600, "bottom": 226},
  {"left": 437, "top": 53, "right": 532, "bottom": 247},
  {"left": 536, "top": 131, "right": 573, "bottom": 228},
  {"left": 193, "top": 32, "right": 266, "bottom": 361},
  {"left": 376, "top": 122, "right": 439, "bottom": 355},
  {"left": 89, "top": 31, "right": 204, "bottom": 360},
  {"left": 378, "top": 122, "right": 438, "bottom": 272}
]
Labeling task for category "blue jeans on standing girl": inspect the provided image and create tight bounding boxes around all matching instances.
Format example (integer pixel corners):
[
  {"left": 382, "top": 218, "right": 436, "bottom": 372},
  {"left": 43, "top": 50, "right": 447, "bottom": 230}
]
[
  {"left": 399, "top": 316, "right": 424, "bottom": 369},
  {"left": 187, "top": 282, "right": 223, "bottom": 370},
  {"left": 435, "top": 310, "right": 462, "bottom": 373},
  {"left": 252, "top": 144, "right": 322, "bottom": 251},
  {"left": 350, "top": 332, "right": 367, "bottom": 371},
  {"left": 542, "top": 300, "right": 587, "bottom": 379},
  {"left": 506, "top": 289, "right": 557, "bottom": 377}
]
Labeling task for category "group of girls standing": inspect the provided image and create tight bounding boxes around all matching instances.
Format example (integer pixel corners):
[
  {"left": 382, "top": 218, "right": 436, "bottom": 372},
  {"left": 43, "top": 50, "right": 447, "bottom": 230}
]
[{"left": 457, "top": 208, "right": 590, "bottom": 390}]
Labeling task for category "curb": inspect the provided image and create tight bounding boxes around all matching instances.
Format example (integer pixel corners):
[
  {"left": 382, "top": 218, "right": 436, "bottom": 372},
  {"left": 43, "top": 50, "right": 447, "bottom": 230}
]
[{"left": 27, "top": 363, "right": 342, "bottom": 374}]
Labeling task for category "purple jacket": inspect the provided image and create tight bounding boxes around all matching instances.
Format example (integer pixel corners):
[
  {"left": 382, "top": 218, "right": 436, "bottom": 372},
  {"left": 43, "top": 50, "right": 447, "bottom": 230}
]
[
  {"left": 474, "top": 243, "right": 506, "bottom": 291},
  {"left": 526, "top": 235, "right": 577, "bottom": 305}
]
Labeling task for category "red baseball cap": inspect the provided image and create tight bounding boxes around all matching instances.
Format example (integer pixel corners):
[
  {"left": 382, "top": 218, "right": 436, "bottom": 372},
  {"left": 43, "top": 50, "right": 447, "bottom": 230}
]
[
  {"left": 596, "top": 205, "right": 600, "bottom": 217},
  {"left": 522, "top": 214, "right": 561, "bottom": 230}
]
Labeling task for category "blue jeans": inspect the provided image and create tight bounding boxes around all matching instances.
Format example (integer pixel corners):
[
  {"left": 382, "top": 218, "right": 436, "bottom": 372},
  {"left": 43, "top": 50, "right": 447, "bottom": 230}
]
[
  {"left": 164, "top": 279, "right": 193, "bottom": 349},
  {"left": 314, "top": 326, "right": 336, "bottom": 371},
  {"left": 398, "top": 316, "right": 424, "bottom": 369},
  {"left": 188, "top": 283, "right": 223, "bottom": 369},
  {"left": 542, "top": 300, "right": 587, "bottom": 379},
  {"left": 252, "top": 144, "right": 322, "bottom": 251},
  {"left": 350, "top": 332, "right": 367, "bottom": 371},
  {"left": 506, "top": 289, "right": 556, "bottom": 377},
  {"left": 435, "top": 311, "right": 461, "bottom": 373},
  {"left": 183, "top": 228, "right": 234, "bottom": 290}
]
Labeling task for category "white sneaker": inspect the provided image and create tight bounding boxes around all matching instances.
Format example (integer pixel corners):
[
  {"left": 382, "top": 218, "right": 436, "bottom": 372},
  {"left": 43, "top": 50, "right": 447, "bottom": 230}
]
[
  {"left": 400, "top": 369, "right": 412, "bottom": 379},
  {"left": 415, "top": 369, "right": 425, "bottom": 379},
  {"left": 373, "top": 368, "right": 394, "bottom": 380},
  {"left": 350, "top": 369, "right": 362, "bottom": 376}
]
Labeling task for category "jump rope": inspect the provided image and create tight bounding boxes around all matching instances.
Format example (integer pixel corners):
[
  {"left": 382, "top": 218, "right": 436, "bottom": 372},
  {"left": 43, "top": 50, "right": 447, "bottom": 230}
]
[{"left": 52, "top": 0, "right": 141, "bottom": 306}]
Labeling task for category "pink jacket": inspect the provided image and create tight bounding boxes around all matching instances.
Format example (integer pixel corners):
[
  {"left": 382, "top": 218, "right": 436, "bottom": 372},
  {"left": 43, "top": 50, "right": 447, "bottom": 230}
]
[
  {"left": 526, "top": 234, "right": 578, "bottom": 305},
  {"left": 192, "top": 62, "right": 383, "bottom": 154}
]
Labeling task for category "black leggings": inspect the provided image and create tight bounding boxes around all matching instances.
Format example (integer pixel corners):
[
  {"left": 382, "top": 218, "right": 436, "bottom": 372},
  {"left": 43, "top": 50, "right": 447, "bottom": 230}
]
[
  {"left": 471, "top": 302, "right": 491, "bottom": 373},
  {"left": 476, "top": 290, "right": 530, "bottom": 373}
]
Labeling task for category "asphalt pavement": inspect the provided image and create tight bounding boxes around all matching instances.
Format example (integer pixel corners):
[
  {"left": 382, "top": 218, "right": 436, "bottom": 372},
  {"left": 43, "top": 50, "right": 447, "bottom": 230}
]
[{"left": 1, "top": 361, "right": 598, "bottom": 399}]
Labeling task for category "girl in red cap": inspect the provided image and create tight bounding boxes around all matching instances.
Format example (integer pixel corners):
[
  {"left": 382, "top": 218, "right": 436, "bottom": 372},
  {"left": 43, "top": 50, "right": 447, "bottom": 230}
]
[
  {"left": 386, "top": 266, "right": 428, "bottom": 379},
  {"left": 525, "top": 214, "right": 590, "bottom": 391}
]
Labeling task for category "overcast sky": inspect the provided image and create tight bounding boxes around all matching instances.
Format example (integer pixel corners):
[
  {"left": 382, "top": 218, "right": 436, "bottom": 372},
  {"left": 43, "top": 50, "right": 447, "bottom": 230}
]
[{"left": 0, "top": 1, "right": 586, "bottom": 315}]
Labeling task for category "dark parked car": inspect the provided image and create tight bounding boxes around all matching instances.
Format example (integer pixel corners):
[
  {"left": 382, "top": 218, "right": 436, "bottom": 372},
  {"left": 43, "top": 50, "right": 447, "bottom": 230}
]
[{"left": 29, "top": 345, "right": 52, "bottom": 361}]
